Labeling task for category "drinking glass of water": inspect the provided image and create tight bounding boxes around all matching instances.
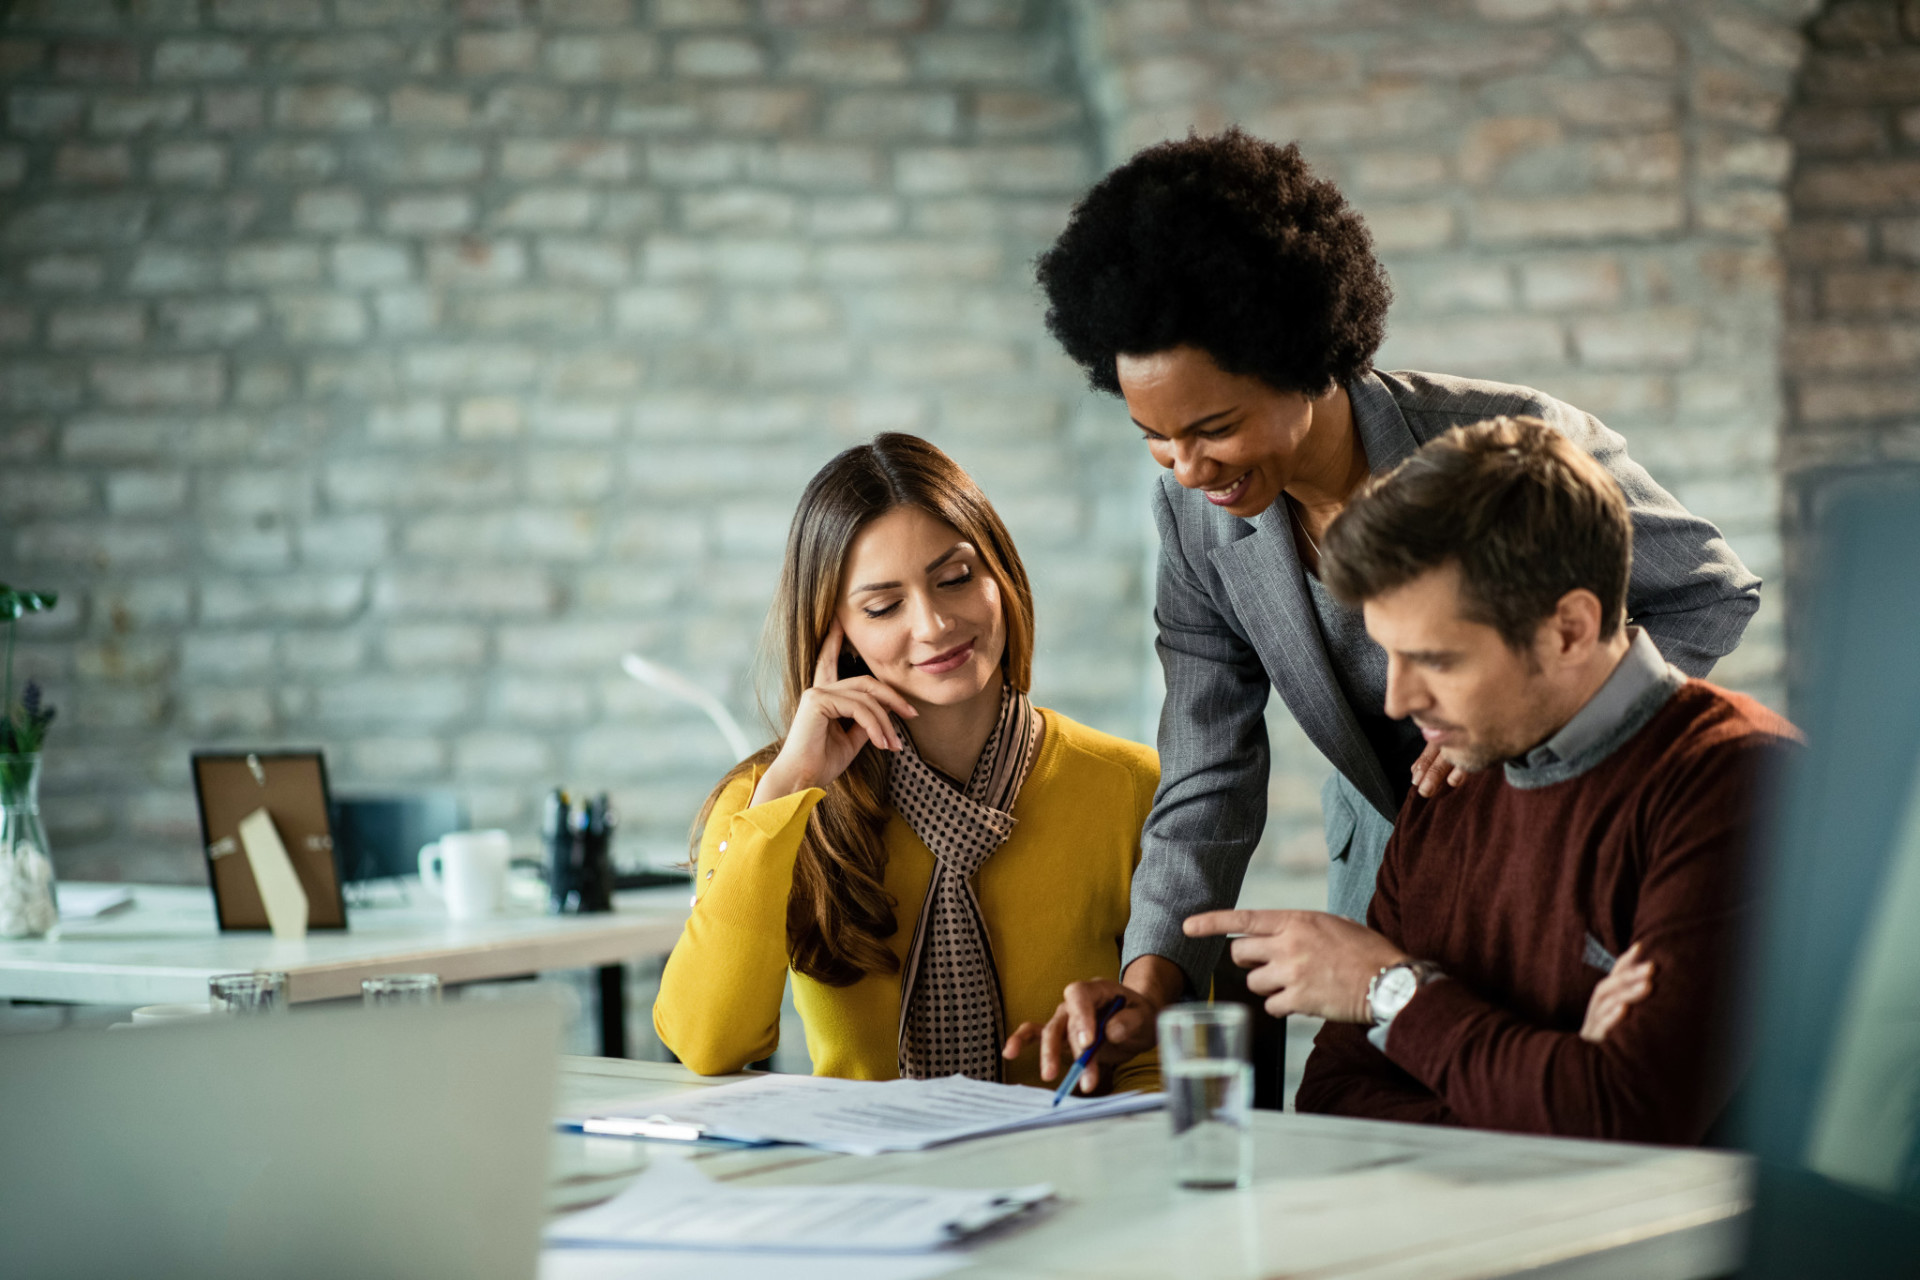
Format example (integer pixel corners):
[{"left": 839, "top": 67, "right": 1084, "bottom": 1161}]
[
  {"left": 208, "top": 971, "right": 288, "bottom": 1016},
  {"left": 1158, "top": 1002, "right": 1253, "bottom": 1189},
  {"left": 362, "top": 973, "right": 443, "bottom": 1007}
]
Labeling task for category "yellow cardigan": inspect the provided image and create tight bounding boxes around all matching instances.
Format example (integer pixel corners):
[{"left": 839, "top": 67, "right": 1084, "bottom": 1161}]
[{"left": 654, "top": 708, "right": 1161, "bottom": 1093}]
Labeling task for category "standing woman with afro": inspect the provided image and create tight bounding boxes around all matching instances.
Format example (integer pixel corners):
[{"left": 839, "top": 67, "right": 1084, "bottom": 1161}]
[{"left": 1017, "top": 129, "right": 1761, "bottom": 1092}]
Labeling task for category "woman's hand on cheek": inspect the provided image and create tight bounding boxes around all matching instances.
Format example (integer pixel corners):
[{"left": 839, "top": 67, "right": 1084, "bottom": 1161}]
[{"left": 751, "top": 620, "right": 919, "bottom": 806}]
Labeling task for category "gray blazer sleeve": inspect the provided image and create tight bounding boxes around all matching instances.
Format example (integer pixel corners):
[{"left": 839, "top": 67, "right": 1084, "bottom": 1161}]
[
  {"left": 1535, "top": 396, "right": 1761, "bottom": 676},
  {"left": 1121, "top": 483, "right": 1270, "bottom": 994}
]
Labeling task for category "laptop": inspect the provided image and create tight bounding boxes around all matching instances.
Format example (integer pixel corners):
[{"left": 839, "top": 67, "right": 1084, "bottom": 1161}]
[
  {"left": 1737, "top": 475, "right": 1920, "bottom": 1276},
  {"left": 0, "top": 998, "right": 562, "bottom": 1280}
]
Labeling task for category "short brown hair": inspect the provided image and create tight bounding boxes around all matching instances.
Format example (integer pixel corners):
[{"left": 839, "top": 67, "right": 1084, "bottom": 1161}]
[{"left": 1321, "top": 416, "right": 1632, "bottom": 651}]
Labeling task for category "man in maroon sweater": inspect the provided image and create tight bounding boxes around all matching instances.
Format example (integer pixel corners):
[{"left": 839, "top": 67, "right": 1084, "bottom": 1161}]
[{"left": 1188, "top": 416, "right": 1798, "bottom": 1144}]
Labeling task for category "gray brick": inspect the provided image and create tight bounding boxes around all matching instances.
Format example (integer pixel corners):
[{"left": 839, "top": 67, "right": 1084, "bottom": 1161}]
[
  {"left": 326, "top": 453, "right": 516, "bottom": 507},
  {"left": 49, "top": 304, "right": 145, "bottom": 349},
  {"left": 455, "top": 732, "right": 553, "bottom": 777},
  {"left": 455, "top": 396, "right": 523, "bottom": 439},
  {"left": 91, "top": 355, "right": 225, "bottom": 407},
  {"left": 390, "top": 86, "right": 471, "bottom": 129},
  {"left": 62, "top": 412, "right": 256, "bottom": 459},
  {"left": 272, "top": 292, "right": 369, "bottom": 343},
  {"left": 364, "top": 400, "right": 447, "bottom": 444},
  {"left": 158, "top": 297, "right": 261, "bottom": 345},
  {"left": 1471, "top": 194, "right": 1686, "bottom": 244},
  {"left": 353, "top": 139, "right": 486, "bottom": 183},
  {"left": 245, "top": 140, "right": 341, "bottom": 182},
  {"left": 785, "top": 35, "right": 910, "bottom": 83},
  {"left": 94, "top": 579, "right": 192, "bottom": 630},
  {"left": 105, "top": 470, "right": 189, "bottom": 515},
  {"left": 1572, "top": 308, "right": 1703, "bottom": 369},
  {"left": 424, "top": 237, "right": 528, "bottom": 286},
  {"left": 373, "top": 288, "right": 442, "bottom": 334},
  {"left": 347, "top": 737, "right": 448, "bottom": 780},
  {"left": 8, "top": 89, "right": 87, "bottom": 134},
  {"left": 155, "top": 37, "right": 253, "bottom": 77},
  {"left": 406, "top": 508, "right": 600, "bottom": 560},
  {"left": 203, "top": 88, "right": 266, "bottom": 130},
  {"left": 704, "top": 88, "right": 814, "bottom": 133},
  {"left": 383, "top": 193, "right": 474, "bottom": 233},
  {"left": 0, "top": 471, "right": 94, "bottom": 517},
  {"left": 227, "top": 242, "right": 324, "bottom": 287},
  {"left": 614, "top": 285, "right": 711, "bottom": 332},
  {"left": 91, "top": 92, "right": 195, "bottom": 135},
  {"left": 489, "top": 188, "right": 599, "bottom": 230},
  {"left": 24, "top": 254, "right": 106, "bottom": 292},
  {"left": 372, "top": 568, "right": 559, "bottom": 617},
  {"left": 211, "top": 0, "right": 328, "bottom": 27},
  {"left": 383, "top": 624, "right": 488, "bottom": 669},
  {"left": 294, "top": 188, "right": 366, "bottom": 232},
  {"left": 529, "top": 400, "right": 623, "bottom": 439},
  {"left": 152, "top": 141, "right": 228, "bottom": 185},
  {"left": 499, "top": 138, "right": 633, "bottom": 182},
  {"left": 182, "top": 631, "right": 276, "bottom": 680},
  {"left": 55, "top": 143, "right": 134, "bottom": 185},
  {"left": 456, "top": 29, "right": 540, "bottom": 75},
  {"left": 17, "top": 522, "right": 184, "bottom": 569},
  {"left": 2, "top": 361, "right": 83, "bottom": 411},
  {"left": 6, "top": 195, "right": 149, "bottom": 247},
  {"left": 200, "top": 573, "right": 364, "bottom": 626},
  {"left": 489, "top": 676, "right": 593, "bottom": 726},
  {"left": 681, "top": 188, "right": 800, "bottom": 233},
  {"left": 298, "top": 513, "right": 392, "bottom": 566},
  {"left": 673, "top": 35, "right": 766, "bottom": 77},
  {"left": 536, "top": 237, "right": 631, "bottom": 285},
  {"left": 546, "top": 32, "right": 659, "bottom": 80},
  {"left": 331, "top": 239, "right": 413, "bottom": 287},
  {"left": 0, "top": 147, "right": 28, "bottom": 187},
  {"left": 312, "top": 676, "right": 472, "bottom": 726},
  {"left": 275, "top": 84, "right": 380, "bottom": 130},
  {"left": 282, "top": 630, "right": 365, "bottom": 673}
]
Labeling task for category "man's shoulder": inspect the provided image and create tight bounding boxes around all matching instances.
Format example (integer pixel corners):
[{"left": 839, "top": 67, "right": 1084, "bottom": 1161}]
[{"left": 1656, "top": 679, "right": 1802, "bottom": 754}]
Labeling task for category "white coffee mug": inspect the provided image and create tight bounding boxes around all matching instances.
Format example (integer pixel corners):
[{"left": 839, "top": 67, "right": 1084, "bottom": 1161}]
[{"left": 418, "top": 829, "right": 511, "bottom": 921}]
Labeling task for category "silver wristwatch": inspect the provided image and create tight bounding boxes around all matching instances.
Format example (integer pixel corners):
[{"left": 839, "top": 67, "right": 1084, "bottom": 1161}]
[{"left": 1366, "top": 960, "right": 1446, "bottom": 1029}]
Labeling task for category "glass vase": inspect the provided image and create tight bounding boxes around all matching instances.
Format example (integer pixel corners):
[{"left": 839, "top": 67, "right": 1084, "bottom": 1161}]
[{"left": 0, "top": 753, "right": 58, "bottom": 939}]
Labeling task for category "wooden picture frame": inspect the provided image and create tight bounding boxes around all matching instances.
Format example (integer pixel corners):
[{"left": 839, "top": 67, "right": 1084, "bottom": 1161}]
[{"left": 191, "top": 751, "right": 348, "bottom": 932}]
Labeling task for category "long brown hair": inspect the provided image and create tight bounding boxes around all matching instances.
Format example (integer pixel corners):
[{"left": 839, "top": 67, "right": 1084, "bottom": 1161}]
[{"left": 691, "top": 433, "right": 1037, "bottom": 987}]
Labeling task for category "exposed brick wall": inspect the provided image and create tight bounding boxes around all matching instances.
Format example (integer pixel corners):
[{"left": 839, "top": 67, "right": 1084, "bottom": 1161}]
[
  {"left": 3, "top": 0, "right": 1896, "bottom": 891},
  {"left": 1, "top": 0, "right": 1126, "bottom": 880},
  {"left": 1069, "top": 0, "right": 1811, "bottom": 867},
  {"left": 1781, "top": 1, "right": 1920, "bottom": 465}
]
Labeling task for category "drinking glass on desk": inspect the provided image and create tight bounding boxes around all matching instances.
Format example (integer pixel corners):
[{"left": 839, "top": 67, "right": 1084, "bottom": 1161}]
[
  {"left": 209, "top": 971, "right": 287, "bottom": 1016},
  {"left": 363, "top": 973, "right": 442, "bottom": 1007},
  {"left": 1158, "top": 1003, "right": 1253, "bottom": 1190}
]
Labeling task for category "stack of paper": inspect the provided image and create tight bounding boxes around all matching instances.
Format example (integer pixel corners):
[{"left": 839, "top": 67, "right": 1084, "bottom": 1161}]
[
  {"left": 548, "top": 1163, "right": 1054, "bottom": 1253},
  {"left": 565, "top": 1073, "right": 1160, "bottom": 1156}
]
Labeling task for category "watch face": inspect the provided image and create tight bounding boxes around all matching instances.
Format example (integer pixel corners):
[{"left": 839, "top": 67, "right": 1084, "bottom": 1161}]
[{"left": 1373, "top": 966, "right": 1419, "bottom": 1020}]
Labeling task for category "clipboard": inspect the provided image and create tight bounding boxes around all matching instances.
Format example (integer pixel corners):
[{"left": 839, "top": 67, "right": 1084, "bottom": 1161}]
[{"left": 191, "top": 750, "right": 348, "bottom": 932}]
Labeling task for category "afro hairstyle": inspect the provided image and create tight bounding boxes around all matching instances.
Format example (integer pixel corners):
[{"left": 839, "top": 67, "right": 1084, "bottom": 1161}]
[{"left": 1036, "top": 129, "right": 1392, "bottom": 399}]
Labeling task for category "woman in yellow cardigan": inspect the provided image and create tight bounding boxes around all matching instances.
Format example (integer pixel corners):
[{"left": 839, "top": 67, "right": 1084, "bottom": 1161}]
[{"left": 654, "top": 433, "right": 1159, "bottom": 1093}]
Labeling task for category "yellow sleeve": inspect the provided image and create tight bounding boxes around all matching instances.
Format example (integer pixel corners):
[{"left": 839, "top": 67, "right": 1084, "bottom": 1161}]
[{"left": 652, "top": 772, "right": 825, "bottom": 1076}]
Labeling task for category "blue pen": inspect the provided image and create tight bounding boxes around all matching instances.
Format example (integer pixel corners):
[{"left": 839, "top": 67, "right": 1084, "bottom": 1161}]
[{"left": 1051, "top": 994, "right": 1129, "bottom": 1107}]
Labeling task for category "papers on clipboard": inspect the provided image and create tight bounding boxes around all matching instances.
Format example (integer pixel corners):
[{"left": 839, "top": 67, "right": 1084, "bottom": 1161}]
[
  {"left": 564, "top": 1072, "right": 1161, "bottom": 1156},
  {"left": 547, "top": 1160, "right": 1055, "bottom": 1253}
]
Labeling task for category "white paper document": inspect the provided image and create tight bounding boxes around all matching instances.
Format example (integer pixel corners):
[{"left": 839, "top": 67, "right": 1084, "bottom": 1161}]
[
  {"left": 547, "top": 1162, "right": 1054, "bottom": 1253},
  {"left": 52, "top": 884, "right": 133, "bottom": 919},
  {"left": 566, "top": 1072, "right": 1160, "bottom": 1156},
  {"left": 541, "top": 1247, "right": 964, "bottom": 1280}
]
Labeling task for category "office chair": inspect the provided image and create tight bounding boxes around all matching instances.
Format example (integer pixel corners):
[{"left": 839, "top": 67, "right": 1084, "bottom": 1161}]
[{"left": 1211, "top": 947, "right": 1289, "bottom": 1111}]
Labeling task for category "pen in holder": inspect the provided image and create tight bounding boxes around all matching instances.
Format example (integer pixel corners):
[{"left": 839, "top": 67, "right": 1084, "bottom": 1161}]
[{"left": 543, "top": 788, "right": 614, "bottom": 915}]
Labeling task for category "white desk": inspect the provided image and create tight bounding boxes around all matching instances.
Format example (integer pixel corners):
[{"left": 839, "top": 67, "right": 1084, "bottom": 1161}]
[
  {"left": 0, "top": 882, "right": 690, "bottom": 1053},
  {"left": 546, "top": 1058, "right": 1750, "bottom": 1280}
]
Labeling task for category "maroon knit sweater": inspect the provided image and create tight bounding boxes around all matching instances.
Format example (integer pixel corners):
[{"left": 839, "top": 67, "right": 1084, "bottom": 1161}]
[{"left": 1295, "top": 680, "right": 1799, "bottom": 1145}]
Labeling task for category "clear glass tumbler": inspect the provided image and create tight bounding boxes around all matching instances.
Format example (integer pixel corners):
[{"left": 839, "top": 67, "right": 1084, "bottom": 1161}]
[
  {"left": 1158, "top": 1002, "right": 1253, "bottom": 1189},
  {"left": 362, "top": 973, "right": 443, "bottom": 1007},
  {"left": 209, "top": 971, "right": 288, "bottom": 1016}
]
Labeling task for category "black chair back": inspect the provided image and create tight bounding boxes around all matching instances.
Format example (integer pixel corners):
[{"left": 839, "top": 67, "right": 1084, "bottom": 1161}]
[{"left": 1210, "top": 949, "right": 1288, "bottom": 1111}]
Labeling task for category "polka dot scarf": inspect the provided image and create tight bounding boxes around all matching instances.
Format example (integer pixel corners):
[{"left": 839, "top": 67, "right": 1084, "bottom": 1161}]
[{"left": 888, "top": 685, "right": 1042, "bottom": 1083}]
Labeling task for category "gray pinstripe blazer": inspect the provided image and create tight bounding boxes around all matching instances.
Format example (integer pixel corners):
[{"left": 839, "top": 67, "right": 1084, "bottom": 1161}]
[{"left": 1125, "top": 369, "right": 1762, "bottom": 992}]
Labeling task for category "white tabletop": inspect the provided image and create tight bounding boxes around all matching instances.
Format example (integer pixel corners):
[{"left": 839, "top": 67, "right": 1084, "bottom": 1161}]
[
  {"left": 0, "top": 881, "right": 691, "bottom": 1006},
  {"left": 545, "top": 1058, "right": 1750, "bottom": 1280}
]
